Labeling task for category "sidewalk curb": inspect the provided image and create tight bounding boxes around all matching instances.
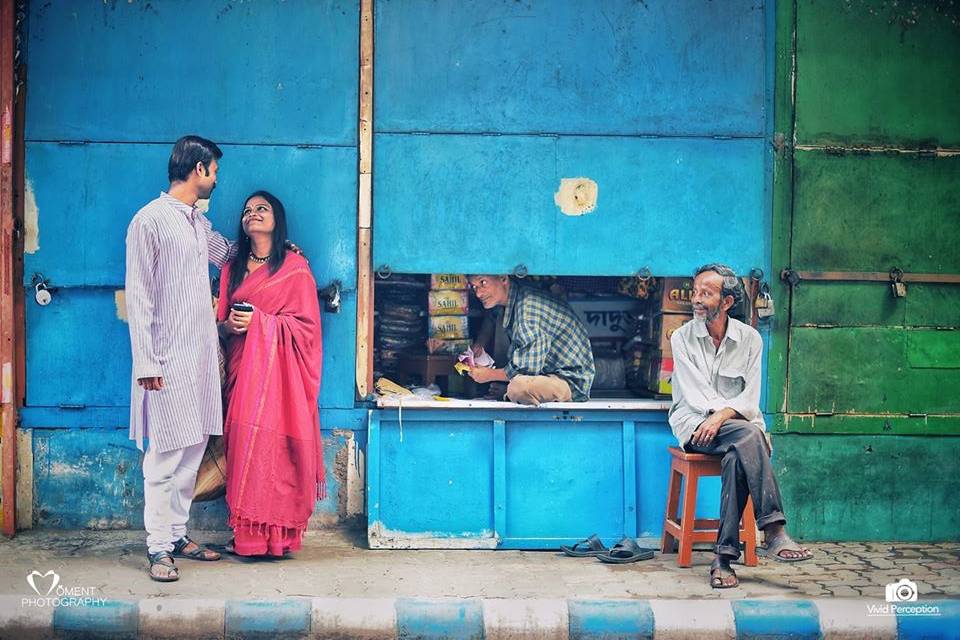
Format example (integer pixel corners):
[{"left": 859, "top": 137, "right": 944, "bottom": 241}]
[{"left": 1, "top": 595, "right": 957, "bottom": 639}]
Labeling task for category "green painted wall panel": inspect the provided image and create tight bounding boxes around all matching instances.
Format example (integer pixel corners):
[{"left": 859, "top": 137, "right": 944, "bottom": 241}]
[
  {"left": 781, "top": 1, "right": 960, "bottom": 545},
  {"left": 906, "top": 284, "right": 960, "bottom": 327},
  {"left": 772, "top": 414, "right": 960, "bottom": 436},
  {"left": 795, "top": 0, "right": 960, "bottom": 147},
  {"left": 792, "top": 283, "right": 960, "bottom": 327},
  {"left": 788, "top": 327, "right": 960, "bottom": 414},
  {"left": 907, "top": 330, "right": 960, "bottom": 368},
  {"left": 766, "top": 0, "right": 797, "bottom": 417},
  {"left": 792, "top": 282, "right": 905, "bottom": 327},
  {"left": 792, "top": 152, "right": 960, "bottom": 273},
  {"left": 774, "top": 434, "right": 960, "bottom": 541}
]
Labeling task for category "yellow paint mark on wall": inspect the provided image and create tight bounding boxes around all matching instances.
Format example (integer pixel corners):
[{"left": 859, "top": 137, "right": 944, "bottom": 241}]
[
  {"left": 24, "top": 177, "right": 39, "bottom": 254},
  {"left": 115, "top": 290, "right": 128, "bottom": 323},
  {"left": 554, "top": 177, "right": 598, "bottom": 216}
]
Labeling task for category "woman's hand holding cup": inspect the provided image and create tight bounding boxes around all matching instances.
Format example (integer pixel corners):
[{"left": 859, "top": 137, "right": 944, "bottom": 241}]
[{"left": 226, "top": 302, "right": 254, "bottom": 335}]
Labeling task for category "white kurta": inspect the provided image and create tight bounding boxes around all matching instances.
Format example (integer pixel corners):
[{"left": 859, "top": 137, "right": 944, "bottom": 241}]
[
  {"left": 667, "top": 317, "right": 767, "bottom": 447},
  {"left": 125, "top": 192, "right": 232, "bottom": 453}
]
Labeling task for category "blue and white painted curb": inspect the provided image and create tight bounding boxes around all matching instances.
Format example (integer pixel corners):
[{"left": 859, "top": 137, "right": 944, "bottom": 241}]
[{"left": 1, "top": 595, "right": 957, "bottom": 639}]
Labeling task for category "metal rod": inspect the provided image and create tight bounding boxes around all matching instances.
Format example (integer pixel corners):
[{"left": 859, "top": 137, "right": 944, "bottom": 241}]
[{"left": 781, "top": 269, "right": 960, "bottom": 285}]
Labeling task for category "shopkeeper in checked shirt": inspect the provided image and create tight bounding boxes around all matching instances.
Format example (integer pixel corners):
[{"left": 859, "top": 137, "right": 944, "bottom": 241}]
[{"left": 465, "top": 275, "right": 595, "bottom": 405}]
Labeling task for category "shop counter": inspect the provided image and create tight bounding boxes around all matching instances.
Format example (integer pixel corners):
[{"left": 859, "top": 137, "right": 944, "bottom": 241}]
[{"left": 367, "top": 399, "right": 722, "bottom": 549}]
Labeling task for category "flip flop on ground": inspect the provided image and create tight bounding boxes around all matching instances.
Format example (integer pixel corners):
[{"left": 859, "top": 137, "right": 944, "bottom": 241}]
[
  {"left": 560, "top": 534, "right": 608, "bottom": 557},
  {"left": 596, "top": 537, "right": 656, "bottom": 564}
]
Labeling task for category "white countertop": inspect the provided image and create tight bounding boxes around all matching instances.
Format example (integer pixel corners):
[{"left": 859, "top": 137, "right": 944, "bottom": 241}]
[{"left": 375, "top": 396, "right": 672, "bottom": 410}]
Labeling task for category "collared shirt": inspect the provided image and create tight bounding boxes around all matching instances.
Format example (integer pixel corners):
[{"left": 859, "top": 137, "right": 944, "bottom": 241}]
[
  {"left": 501, "top": 283, "right": 595, "bottom": 401},
  {"left": 668, "top": 316, "right": 766, "bottom": 447},
  {"left": 125, "top": 192, "right": 234, "bottom": 453}
]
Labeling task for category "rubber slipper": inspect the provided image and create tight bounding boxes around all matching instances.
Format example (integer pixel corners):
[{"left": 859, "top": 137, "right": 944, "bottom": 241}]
[
  {"left": 710, "top": 558, "right": 739, "bottom": 589},
  {"left": 758, "top": 534, "right": 813, "bottom": 563},
  {"left": 596, "top": 537, "right": 655, "bottom": 564},
  {"left": 560, "top": 534, "right": 608, "bottom": 557}
]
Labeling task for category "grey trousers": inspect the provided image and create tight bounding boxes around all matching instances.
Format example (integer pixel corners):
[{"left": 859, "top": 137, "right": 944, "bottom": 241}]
[{"left": 684, "top": 419, "right": 786, "bottom": 558}]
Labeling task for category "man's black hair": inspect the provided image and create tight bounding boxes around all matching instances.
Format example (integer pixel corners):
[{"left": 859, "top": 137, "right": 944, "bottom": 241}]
[{"left": 168, "top": 135, "right": 223, "bottom": 183}]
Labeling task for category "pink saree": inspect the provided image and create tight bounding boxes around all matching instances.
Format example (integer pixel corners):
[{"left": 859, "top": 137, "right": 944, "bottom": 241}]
[{"left": 217, "top": 252, "right": 325, "bottom": 556}]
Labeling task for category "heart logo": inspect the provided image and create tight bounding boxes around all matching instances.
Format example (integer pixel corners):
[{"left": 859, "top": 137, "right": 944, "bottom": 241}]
[{"left": 26, "top": 570, "right": 60, "bottom": 596}]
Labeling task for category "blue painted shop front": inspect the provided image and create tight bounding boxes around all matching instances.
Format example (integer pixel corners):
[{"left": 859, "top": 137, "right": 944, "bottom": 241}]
[
  {"left": 16, "top": 0, "right": 774, "bottom": 545},
  {"left": 366, "top": 403, "right": 715, "bottom": 549},
  {"left": 364, "top": 0, "right": 774, "bottom": 548},
  {"left": 19, "top": 2, "right": 363, "bottom": 528}
]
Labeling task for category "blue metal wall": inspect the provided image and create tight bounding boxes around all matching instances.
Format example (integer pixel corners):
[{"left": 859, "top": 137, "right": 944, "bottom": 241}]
[
  {"left": 367, "top": 0, "right": 775, "bottom": 545},
  {"left": 20, "top": 1, "right": 361, "bottom": 527},
  {"left": 17, "top": 0, "right": 776, "bottom": 532},
  {"left": 373, "top": 0, "right": 772, "bottom": 276}
]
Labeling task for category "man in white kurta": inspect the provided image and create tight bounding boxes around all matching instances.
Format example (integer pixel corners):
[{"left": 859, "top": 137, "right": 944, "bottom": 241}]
[{"left": 125, "top": 135, "right": 233, "bottom": 581}]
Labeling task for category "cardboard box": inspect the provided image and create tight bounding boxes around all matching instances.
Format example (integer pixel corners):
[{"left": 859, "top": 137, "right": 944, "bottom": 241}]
[
  {"left": 426, "top": 338, "right": 472, "bottom": 356},
  {"left": 658, "top": 277, "right": 694, "bottom": 313},
  {"left": 430, "top": 274, "right": 468, "bottom": 290},
  {"left": 646, "top": 352, "right": 674, "bottom": 396},
  {"left": 428, "top": 290, "right": 469, "bottom": 316},
  {"left": 657, "top": 313, "right": 693, "bottom": 355},
  {"left": 428, "top": 315, "right": 469, "bottom": 340}
]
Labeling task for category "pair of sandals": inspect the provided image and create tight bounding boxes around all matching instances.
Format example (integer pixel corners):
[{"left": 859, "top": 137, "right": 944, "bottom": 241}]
[
  {"left": 710, "top": 534, "right": 814, "bottom": 589},
  {"left": 561, "top": 534, "right": 655, "bottom": 563},
  {"left": 147, "top": 536, "right": 222, "bottom": 582}
]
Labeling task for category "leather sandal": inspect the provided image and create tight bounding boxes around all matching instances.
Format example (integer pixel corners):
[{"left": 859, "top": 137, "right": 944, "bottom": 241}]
[
  {"left": 147, "top": 550, "right": 179, "bottom": 582},
  {"left": 710, "top": 557, "right": 739, "bottom": 589},
  {"left": 172, "top": 536, "right": 221, "bottom": 561}
]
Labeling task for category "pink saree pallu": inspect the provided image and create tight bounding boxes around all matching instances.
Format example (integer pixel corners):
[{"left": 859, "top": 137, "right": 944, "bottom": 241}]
[{"left": 217, "top": 252, "right": 325, "bottom": 556}]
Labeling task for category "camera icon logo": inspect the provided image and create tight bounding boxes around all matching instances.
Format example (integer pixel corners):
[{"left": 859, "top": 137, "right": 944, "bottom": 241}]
[{"left": 885, "top": 578, "right": 918, "bottom": 602}]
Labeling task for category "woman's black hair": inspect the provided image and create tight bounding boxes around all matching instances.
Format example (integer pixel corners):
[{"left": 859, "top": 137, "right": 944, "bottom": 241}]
[{"left": 227, "top": 190, "right": 288, "bottom": 297}]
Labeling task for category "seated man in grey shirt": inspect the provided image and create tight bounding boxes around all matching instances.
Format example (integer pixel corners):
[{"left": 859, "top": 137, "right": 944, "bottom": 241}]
[{"left": 669, "top": 263, "right": 812, "bottom": 589}]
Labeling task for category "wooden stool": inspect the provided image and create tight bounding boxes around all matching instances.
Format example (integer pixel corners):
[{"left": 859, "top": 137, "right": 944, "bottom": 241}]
[{"left": 661, "top": 446, "right": 758, "bottom": 567}]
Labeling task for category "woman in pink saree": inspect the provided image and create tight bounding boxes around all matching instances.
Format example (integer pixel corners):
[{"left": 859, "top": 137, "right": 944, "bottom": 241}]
[{"left": 216, "top": 190, "right": 324, "bottom": 556}]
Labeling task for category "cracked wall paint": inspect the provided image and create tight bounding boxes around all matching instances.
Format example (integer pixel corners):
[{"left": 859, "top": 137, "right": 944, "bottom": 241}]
[
  {"left": 24, "top": 177, "right": 39, "bottom": 253},
  {"left": 554, "top": 177, "right": 598, "bottom": 216}
]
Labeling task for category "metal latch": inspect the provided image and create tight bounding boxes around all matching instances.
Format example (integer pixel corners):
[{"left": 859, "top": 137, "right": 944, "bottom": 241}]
[{"left": 318, "top": 279, "right": 343, "bottom": 313}]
